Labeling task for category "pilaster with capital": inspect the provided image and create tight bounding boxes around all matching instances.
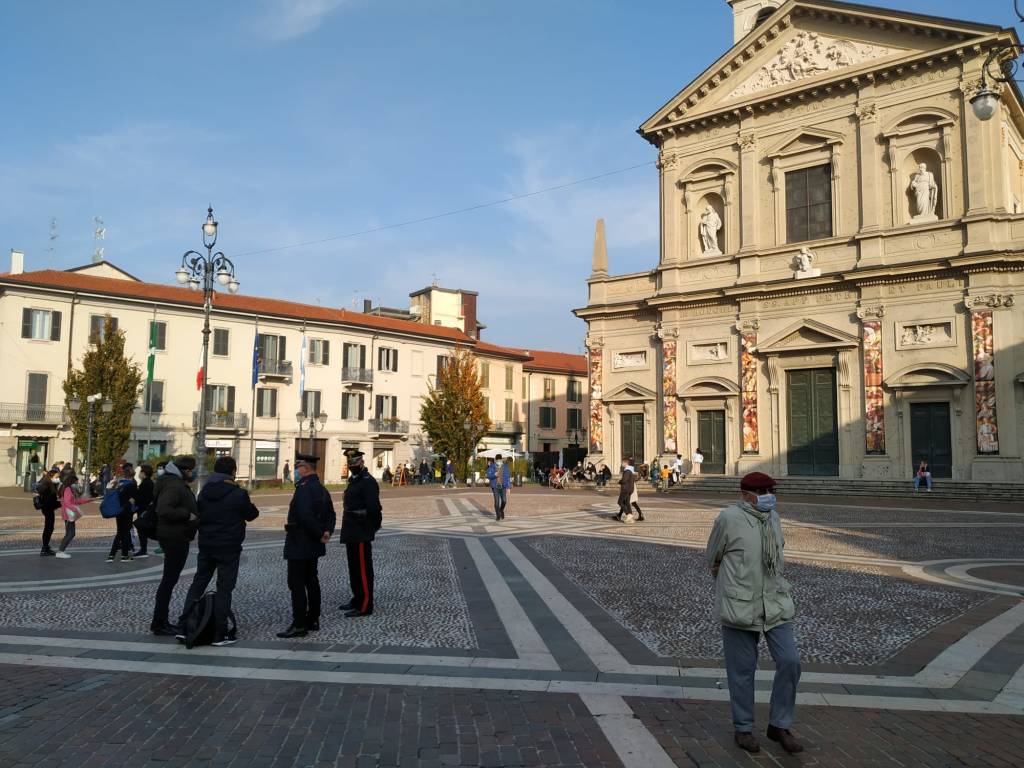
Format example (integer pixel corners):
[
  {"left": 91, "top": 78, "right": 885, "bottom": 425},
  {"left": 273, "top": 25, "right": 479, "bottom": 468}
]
[
  {"left": 737, "top": 133, "right": 760, "bottom": 254},
  {"left": 736, "top": 319, "right": 760, "bottom": 454}
]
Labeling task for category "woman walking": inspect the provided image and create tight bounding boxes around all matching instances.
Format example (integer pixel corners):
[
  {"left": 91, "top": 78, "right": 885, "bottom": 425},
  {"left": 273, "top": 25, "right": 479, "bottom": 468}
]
[
  {"left": 133, "top": 464, "right": 155, "bottom": 558},
  {"left": 56, "top": 471, "right": 93, "bottom": 559},
  {"left": 37, "top": 470, "right": 60, "bottom": 556}
]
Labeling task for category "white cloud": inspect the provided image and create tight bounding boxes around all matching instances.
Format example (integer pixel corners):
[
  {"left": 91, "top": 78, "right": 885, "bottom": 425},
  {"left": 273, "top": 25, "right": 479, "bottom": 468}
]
[{"left": 254, "top": 0, "right": 354, "bottom": 41}]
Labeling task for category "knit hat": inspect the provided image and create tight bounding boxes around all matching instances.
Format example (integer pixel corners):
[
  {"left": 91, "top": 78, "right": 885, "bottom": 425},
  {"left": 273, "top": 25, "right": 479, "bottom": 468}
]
[
  {"left": 740, "top": 471, "right": 776, "bottom": 493},
  {"left": 172, "top": 455, "right": 197, "bottom": 472}
]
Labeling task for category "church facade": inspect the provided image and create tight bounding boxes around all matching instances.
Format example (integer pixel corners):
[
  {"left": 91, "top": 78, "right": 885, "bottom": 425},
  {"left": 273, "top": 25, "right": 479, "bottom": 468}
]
[{"left": 576, "top": 0, "right": 1024, "bottom": 483}]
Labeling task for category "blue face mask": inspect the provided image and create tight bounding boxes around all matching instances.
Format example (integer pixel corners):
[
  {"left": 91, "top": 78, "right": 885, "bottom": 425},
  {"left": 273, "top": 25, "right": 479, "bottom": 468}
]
[{"left": 755, "top": 493, "right": 777, "bottom": 512}]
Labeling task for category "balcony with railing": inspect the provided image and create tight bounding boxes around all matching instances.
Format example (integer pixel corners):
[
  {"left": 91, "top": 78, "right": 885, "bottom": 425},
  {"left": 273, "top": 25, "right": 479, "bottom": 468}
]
[
  {"left": 341, "top": 367, "right": 373, "bottom": 386},
  {"left": 258, "top": 359, "right": 293, "bottom": 380},
  {"left": 192, "top": 411, "right": 250, "bottom": 431},
  {"left": 0, "top": 403, "right": 66, "bottom": 425},
  {"left": 369, "top": 418, "right": 409, "bottom": 435},
  {"left": 488, "top": 420, "right": 524, "bottom": 435}
]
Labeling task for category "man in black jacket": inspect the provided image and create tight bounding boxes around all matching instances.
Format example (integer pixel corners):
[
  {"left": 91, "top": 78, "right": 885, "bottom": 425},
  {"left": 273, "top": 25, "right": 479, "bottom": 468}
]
[
  {"left": 178, "top": 456, "right": 259, "bottom": 647},
  {"left": 278, "top": 453, "right": 336, "bottom": 639},
  {"left": 338, "top": 449, "right": 382, "bottom": 618},
  {"left": 151, "top": 456, "right": 198, "bottom": 635}
]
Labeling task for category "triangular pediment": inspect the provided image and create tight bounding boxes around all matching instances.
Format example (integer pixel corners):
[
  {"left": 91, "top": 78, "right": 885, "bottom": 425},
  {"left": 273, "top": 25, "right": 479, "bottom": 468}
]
[
  {"left": 758, "top": 318, "right": 859, "bottom": 354},
  {"left": 640, "top": 0, "right": 1002, "bottom": 136},
  {"left": 766, "top": 127, "right": 844, "bottom": 158},
  {"left": 603, "top": 382, "right": 658, "bottom": 403}
]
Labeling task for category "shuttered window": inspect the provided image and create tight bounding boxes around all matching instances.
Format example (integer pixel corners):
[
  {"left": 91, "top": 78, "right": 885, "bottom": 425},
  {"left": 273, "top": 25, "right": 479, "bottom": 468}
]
[
  {"left": 309, "top": 339, "right": 330, "bottom": 365},
  {"left": 150, "top": 321, "right": 167, "bottom": 351},
  {"left": 302, "top": 390, "right": 322, "bottom": 418},
  {"left": 89, "top": 314, "right": 118, "bottom": 343},
  {"left": 342, "top": 393, "right": 365, "bottom": 420},
  {"left": 567, "top": 408, "right": 582, "bottom": 429},
  {"left": 539, "top": 407, "right": 556, "bottom": 429},
  {"left": 213, "top": 328, "right": 230, "bottom": 356},
  {"left": 374, "top": 395, "right": 397, "bottom": 418},
  {"left": 256, "top": 388, "right": 277, "bottom": 418},
  {"left": 21, "top": 309, "right": 61, "bottom": 341},
  {"left": 143, "top": 381, "right": 165, "bottom": 413},
  {"left": 27, "top": 373, "right": 48, "bottom": 406},
  {"left": 567, "top": 379, "right": 582, "bottom": 402}
]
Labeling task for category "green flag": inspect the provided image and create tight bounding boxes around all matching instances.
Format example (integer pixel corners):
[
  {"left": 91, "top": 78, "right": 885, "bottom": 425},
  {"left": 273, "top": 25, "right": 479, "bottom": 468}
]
[{"left": 147, "top": 321, "right": 157, "bottom": 383}]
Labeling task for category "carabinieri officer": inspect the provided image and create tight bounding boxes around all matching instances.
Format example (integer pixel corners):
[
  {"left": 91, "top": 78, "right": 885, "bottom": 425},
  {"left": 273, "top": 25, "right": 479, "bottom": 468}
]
[
  {"left": 338, "top": 449, "right": 382, "bottom": 617},
  {"left": 278, "top": 453, "right": 335, "bottom": 638}
]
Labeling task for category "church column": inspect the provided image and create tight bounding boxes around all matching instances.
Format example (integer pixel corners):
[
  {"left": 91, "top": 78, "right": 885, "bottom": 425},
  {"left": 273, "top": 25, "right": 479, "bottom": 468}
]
[
  {"left": 585, "top": 336, "right": 605, "bottom": 460},
  {"left": 855, "top": 98, "right": 880, "bottom": 234},
  {"left": 737, "top": 319, "right": 760, "bottom": 456},
  {"left": 857, "top": 304, "right": 886, "bottom": 458},
  {"left": 660, "top": 151, "right": 679, "bottom": 264},
  {"left": 965, "top": 293, "right": 1014, "bottom": 465},
  {"left": 738, "top": 133, "right": 759, "bottom": 255},
  {"left": 659, "top": 328, "right": 679, "bottom": 456}
]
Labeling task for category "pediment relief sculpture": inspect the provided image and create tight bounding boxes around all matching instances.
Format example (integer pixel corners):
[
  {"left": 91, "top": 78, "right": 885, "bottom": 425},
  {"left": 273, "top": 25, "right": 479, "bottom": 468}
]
[
  {"left": 726, "top": 32, "right": 899, "bottom": 101},
  {"left": 758, "top": 319, "right": 860, "bottom": 354}
]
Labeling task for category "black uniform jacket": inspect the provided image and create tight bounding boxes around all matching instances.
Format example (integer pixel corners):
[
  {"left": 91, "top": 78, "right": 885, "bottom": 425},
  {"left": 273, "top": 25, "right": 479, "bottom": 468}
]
[
  {"left": 283, "top": 473, "right": 336, "bottom": 560},
  {"left": 339, "top": 467, "right": 382, "bottom": 544}
]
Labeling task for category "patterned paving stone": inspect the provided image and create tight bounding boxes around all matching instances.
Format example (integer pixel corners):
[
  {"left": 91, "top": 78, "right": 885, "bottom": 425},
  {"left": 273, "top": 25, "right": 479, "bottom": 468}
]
[{"left": 524, "top": 535, "right": 990, "bottom": 666}]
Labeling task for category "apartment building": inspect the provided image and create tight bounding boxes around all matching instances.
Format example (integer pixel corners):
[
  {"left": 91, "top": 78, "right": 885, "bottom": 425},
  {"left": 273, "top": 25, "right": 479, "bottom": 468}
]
[
  {"left": 0, "top": 257, "right": 586, "bottom": 483},
  {"left": 521, "top": 350, "right": 588, "bottom": 459}
]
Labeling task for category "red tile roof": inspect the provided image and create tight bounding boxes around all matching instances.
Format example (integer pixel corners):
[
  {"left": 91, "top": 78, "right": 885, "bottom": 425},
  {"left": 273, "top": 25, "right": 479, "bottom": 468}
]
[
  {"left": 521, "top": 349, "right": 588, "bottom": 375},
  {"left": 0, "top": 268, "right": 540, "bottom": 361}
]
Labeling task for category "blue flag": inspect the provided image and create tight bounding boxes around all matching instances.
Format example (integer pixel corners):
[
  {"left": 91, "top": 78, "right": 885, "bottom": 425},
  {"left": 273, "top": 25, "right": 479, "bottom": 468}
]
[
  {"left": 251, "top": 330, "right": 260, "bottom": 389},
  {"left": 299, "top": 334, "right": 307, "bottom": 401}
]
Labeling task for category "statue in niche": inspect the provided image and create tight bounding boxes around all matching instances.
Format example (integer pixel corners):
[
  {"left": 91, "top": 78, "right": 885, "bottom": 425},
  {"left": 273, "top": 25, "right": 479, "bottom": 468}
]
[
  {"left": 909, "top": 163, "right": 938, "bottom": 221},
  {"left": 698, "top": 206, "right": 723, "bottom": 256}
]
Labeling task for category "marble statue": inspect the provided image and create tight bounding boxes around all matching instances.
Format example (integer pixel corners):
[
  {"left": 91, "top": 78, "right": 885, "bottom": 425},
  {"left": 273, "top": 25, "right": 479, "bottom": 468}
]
[
  {"left": 909, "top": 163, "right": 938, "bottom": 221},
  {"left": 793, "top": 247, "right": 820, "bottom": 279},
  {"left": 698, "top": 206, "right": 723, "bottom": 256}
]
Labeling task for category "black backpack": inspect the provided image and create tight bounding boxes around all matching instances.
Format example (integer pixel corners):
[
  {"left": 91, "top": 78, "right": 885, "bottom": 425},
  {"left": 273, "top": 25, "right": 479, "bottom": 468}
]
[{"left": 178, "top": 592, "right": 238, "bottom": 649}]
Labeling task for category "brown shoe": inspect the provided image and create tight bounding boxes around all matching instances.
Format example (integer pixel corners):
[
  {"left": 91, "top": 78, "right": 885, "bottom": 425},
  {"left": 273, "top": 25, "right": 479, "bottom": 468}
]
[
  {"left": 734, "top": 731, "right": 760, "bottom": 753},
  {"left": 767, "top": 725, "right": 804, "bottom": 754}
]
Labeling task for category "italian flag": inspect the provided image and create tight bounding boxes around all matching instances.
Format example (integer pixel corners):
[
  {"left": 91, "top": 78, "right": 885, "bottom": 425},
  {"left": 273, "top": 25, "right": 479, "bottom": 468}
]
[
  {"left": 147, "top": 323, "right": 157, "bottom": 385},
  {"left": 196, "top": 346, "right": 204, "bottom": 391}
]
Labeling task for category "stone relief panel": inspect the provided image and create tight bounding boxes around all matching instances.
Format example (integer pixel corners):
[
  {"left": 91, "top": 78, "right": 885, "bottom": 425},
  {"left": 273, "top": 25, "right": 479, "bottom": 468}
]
[
  {"left": 687, "top": 340, "right": 730, "bottom": 365},
  {"left": 726, "top": 32, "right": 898, "bottom": 101},
  {"left": 588, "top": 346, "right": 603, "bottom": 454},
  {"left": 862, "top": 320, "right": 885, "bottom": 455},
  {"left": 662, "top": 341, "right": 678, "bottom": 454},
  {"left": 971, "top": 311, "right": 999, "bottom": 455},
  {"left": 894, "top": 318, "right": 956, "bottom": 350},
  {"left": 739, "top": 329, "right": 759, "bottom": 454},
  {"left": 613, "top": 351, "right": 648, "bottom": 370}
]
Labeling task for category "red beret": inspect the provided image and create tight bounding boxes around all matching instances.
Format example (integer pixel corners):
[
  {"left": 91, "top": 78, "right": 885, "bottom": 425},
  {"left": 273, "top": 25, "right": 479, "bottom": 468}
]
[{"left": 740, "top": 471, "right": 776, "bottom": 492}]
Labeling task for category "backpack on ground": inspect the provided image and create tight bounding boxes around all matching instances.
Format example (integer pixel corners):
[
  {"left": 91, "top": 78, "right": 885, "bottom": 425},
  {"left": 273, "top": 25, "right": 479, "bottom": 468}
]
[
  {"left": 178, "top": 592, "right": 238, "bottom": 649},
  {"left": 99, "top": 485, "right": 123, "bottom": 518}
]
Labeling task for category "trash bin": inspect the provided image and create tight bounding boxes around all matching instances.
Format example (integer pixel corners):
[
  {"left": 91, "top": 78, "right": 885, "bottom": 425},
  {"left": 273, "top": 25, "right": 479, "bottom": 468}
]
[
  {"left": 23, "top": 471, "right": 33, "bottom": 492},
  {"left": 513, "top": 475, "right": 523, "bottom": 487}
]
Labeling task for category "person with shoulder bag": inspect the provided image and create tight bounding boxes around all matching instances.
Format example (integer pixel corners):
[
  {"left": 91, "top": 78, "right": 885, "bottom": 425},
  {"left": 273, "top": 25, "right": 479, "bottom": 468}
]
[
  {"left": 36, "top": 470, "right": 61, "bottom": 556},
  {"left": 55, "top": 471, "right": 93, "bottom": 558},
  {"left": 150, "top": 456, "right": 199, "bottom": 636},
  {"left": 106, "top": 463, "right": 139, "bottom": 563}
]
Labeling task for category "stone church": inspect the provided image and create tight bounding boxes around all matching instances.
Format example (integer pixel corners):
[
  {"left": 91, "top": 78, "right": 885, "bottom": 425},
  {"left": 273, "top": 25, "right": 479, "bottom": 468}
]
[{"left": 576, "top": 0, "right": 1024, "bottom": 483}]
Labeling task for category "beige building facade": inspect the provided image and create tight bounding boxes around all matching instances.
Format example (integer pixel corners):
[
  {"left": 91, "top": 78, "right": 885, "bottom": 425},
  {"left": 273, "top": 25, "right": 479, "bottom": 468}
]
[
  {"left": 577, "top": 0, "right": 1024, "bottom": 484},
  {"left": 0, "top": 260, "right": 585, "bottom": 483}
]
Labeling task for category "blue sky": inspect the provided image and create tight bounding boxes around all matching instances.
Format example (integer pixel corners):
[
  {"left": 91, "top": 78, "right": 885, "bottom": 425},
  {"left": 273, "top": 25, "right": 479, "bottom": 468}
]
[{"left": 2, "top": 0, "right": 1013, "bottom": 351}]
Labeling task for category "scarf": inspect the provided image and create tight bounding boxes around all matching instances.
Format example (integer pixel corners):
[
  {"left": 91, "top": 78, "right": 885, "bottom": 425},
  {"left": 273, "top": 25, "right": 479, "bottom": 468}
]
[{"left": 740, "top": 501, "right": 781, "bottom": 577}]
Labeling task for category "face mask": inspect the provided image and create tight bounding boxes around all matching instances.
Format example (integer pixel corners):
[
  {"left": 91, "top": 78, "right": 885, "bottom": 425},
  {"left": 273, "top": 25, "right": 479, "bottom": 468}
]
[
  {"left": 496, "top": 460, "right": 503, "bottom": 466},
  {"left": 754, "top": 493, "right": 777, "bottom": 512},
  {"left": 156, "top": 469, "right": 165, "bottom": 477}
]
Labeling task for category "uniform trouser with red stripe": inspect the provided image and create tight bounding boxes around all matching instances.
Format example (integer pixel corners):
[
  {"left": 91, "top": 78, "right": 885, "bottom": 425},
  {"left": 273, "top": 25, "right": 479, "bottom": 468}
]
[
  {"left": 287, "top": 558, "right": 321, "bottom": 627},
  {"left": 345, "top": 541, "right": 374, "bottom": 613}
]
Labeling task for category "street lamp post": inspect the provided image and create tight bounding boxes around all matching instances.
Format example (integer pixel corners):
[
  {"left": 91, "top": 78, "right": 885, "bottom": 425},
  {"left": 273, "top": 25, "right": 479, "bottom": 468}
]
[
  {"left": 68, "top": 393, "right": 112, "bottom": 496},
  {"left": 176, "top": 207, "right": 239, "bottom": 487},
  {"left": 296, "top": 410, "right": 328, "bottom": 456},
  {"left": 971, "top": 1, "right": 1024, "bottom": 121},
  {"left": 463, "top": 417, "right": 482, "bottom": 486}
]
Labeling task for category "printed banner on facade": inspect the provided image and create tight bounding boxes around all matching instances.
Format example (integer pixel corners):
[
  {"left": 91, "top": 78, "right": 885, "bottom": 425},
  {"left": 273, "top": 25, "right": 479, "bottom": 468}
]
[
  {"left": 862, "top": 320, "right": 885, "bottom": 454},
  {"left": 588, "top": 346, "right": 603, "bottom": 454},
  {"left": 740, "top": 331, "right": 759, "bottom": 453},
  {"left": 972, "top": 311, "right": 998, "bottom": 454},
  {"left": 662, "top": 341, "right": 677, "bottom": 454}
]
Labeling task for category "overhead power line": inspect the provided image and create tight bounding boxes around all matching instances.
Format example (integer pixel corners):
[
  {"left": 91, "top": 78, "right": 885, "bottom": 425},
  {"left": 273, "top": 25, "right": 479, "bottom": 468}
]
[{"left": 232, "top": 160, "right": 655, "bottom": 258}]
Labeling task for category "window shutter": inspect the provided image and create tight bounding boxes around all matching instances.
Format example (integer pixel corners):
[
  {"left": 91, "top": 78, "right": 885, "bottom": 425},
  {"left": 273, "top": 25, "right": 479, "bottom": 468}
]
[
  {"left": 270, "top": 389, "right": 277, "bottom": 417},
  {"left": 157, "top": 322, "right": 166, "bottom": 350},
  {"left": 392, "top": 350, "right": 398, "bottom": 373},
  {"left": 153, "top": 382, "right": 165, "bottom": 413},
  {"left": 111, "top": 317, "right": 119, "bottom": 332},
  {"left": 322, "top": 340, "right": 330, "bottom": 366},
  {"left": 358, "top": 394, "right": 365, "bottom": 421},
  {"left": 227, "top": 386, "right": 236, "bottom": 413},
  {"left": 50, "top": 310, "right": 62, "bottom": 341},
  {"left": 359, "top": 345, "right": 366, "bottom": 368},
  {"left": 375, "top": 395, "right": 383, "bottom": 415},
  {"left": 279, "top": 335, "right": 286, "bottom": 361},
  {"left": 27, "top": 373, "right": 47, "bottom": 406},
  {"left": 21, "top": 309, "right": 32, "bottom": 338}
]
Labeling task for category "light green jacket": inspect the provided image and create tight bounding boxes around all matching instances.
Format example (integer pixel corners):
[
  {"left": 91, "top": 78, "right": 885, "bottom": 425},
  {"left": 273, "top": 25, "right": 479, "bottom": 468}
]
[{"left": 705, "top": 502, "right": 795, "bottom": 632}]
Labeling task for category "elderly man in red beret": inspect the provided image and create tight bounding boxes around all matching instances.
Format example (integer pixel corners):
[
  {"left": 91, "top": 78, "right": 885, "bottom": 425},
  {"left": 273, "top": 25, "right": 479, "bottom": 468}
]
[{"left": 706, "top": 471, "right": 803, "bottom": 755}]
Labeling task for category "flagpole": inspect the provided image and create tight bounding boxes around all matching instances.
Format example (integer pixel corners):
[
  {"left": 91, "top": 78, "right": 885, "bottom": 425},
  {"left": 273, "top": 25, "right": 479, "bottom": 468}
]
[
  {"left": 147, "top": 307, "right": 156, "bottom": 460},
  {"left": 247, "top": 318, "right": 259, "bottom": 486}
]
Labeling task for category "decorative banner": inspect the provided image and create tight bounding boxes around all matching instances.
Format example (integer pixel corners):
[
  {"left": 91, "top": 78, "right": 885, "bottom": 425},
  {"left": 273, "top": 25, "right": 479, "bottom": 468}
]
[
  {"left": 862, "top": 321, "right": 885, "bottom": 454},
  {"left": 971, "top": 311, "right": 999, "bottom": 454},
  {"left": 740, "top": 331, "right": 759, "bottom": 453},
  {"left": 662, "top": 341, "right": 678, "bottom": 453},
  {"left": 588, "top": 346, "right": 604, "bottom": 454}
]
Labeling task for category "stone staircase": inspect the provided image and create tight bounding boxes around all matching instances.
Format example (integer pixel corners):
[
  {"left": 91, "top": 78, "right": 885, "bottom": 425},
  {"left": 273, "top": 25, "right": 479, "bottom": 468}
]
[{"left": 663, "top": 475, "right": 1024, "bottom": 503}]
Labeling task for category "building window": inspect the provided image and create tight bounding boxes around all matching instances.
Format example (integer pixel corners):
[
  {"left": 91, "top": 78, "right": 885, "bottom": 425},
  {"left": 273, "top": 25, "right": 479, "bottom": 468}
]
[
  {"left": 256, "top": 388, "right": 277, "bottom": 418},
  {"left": 89, "top": 314, "right": 118, "bottom": 343},
  {"left": 378, "top": 347, "right": 399, "bottom": 372},
  {"left": 142, "top": 381, "right": 164, "bottom": 413},
  {"left": 150, "top": 320, "right": 167, "bottom": 351},
  {"left": 504, "top": 398, "right": 514, "bottom": 422},
  {"left": 374, "top": 394, "right": 398, "bottom": 418},
  {"left": 301, "top": 390, "right": 322, "bottom": 418},
  {"left": 138, "top": 441, "right": 167, "bottom": 461},
  {"left": 567, "top": 379, "right": 582, "bottom": 403},
  {"left": 342, "top": 392, "right": 365, "bottom": 420},
  {"left": 21, "top": 308, "right": 61, "bottom": 341},
  {"left": 505, "top": 366, "right": 514, "bottom": 391},
  {"left": 786, "top": 164, "right": 833, "bottom": 243},
  {"left": 343, "top": 342, "right": 366, "bottom": 370},
  {"left": 205, "top": 384, "right": 236, "bottom": 413},
  {"left": 27, "top": 372, "right": 48, "bottom": 410},
  {"left": 436, "top": 355, "right": 448, "bottom": 378},
  {"left": 480, "top": 362, "right": 490, "bottom": 387},
  {"left": 411, "top": 350, "right": 423, "bottom": 376},
  {"left": 483, "top": 396, "right": 490, "bottom": 418},
  {"left": 543, "top": 378, "right": 555, "bottom": 401},
  {"left": 308, "top": 338, "right": 330, "bottom": 365},
  {"left": 539, "top": 406, "right": 556, "bottom": 429},
  {"left": 213, "top": 328, "right": 230, "bottom": 357},
  {"left": 567, "top": 408, "right": 582, "bottom": 429}
]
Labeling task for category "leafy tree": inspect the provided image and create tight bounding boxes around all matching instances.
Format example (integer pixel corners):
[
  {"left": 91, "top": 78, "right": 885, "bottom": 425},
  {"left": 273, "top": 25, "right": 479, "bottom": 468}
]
[
  {"left": 63, "top": 316, "right": 143, "bottom": 470},
  {"left": 420, "top": 348, "right": 491, "bottom": 480}
]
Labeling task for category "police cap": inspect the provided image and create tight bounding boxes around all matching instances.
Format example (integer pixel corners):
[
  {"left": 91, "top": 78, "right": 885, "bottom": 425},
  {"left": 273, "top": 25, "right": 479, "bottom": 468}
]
[{"left": 294, "top": 453, "right": 320, "bottom": 467}]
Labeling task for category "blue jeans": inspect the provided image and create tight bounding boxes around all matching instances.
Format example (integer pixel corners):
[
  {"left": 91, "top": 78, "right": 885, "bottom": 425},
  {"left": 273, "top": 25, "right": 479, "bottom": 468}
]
[
  {"left": 914, "top": 473, "right": 932, "bottom": 490},
  {"left": 722, "top": 622, "right": 801, "bottom": 732},
  {"left": 491, "top": 487, "right": 507, "bottom": 518}
]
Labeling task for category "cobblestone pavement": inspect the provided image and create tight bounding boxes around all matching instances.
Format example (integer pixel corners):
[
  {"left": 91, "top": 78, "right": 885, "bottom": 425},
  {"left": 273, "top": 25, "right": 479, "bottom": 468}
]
[{"left": 0, "top": 485, "right": 1022, "bottom": 767}]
